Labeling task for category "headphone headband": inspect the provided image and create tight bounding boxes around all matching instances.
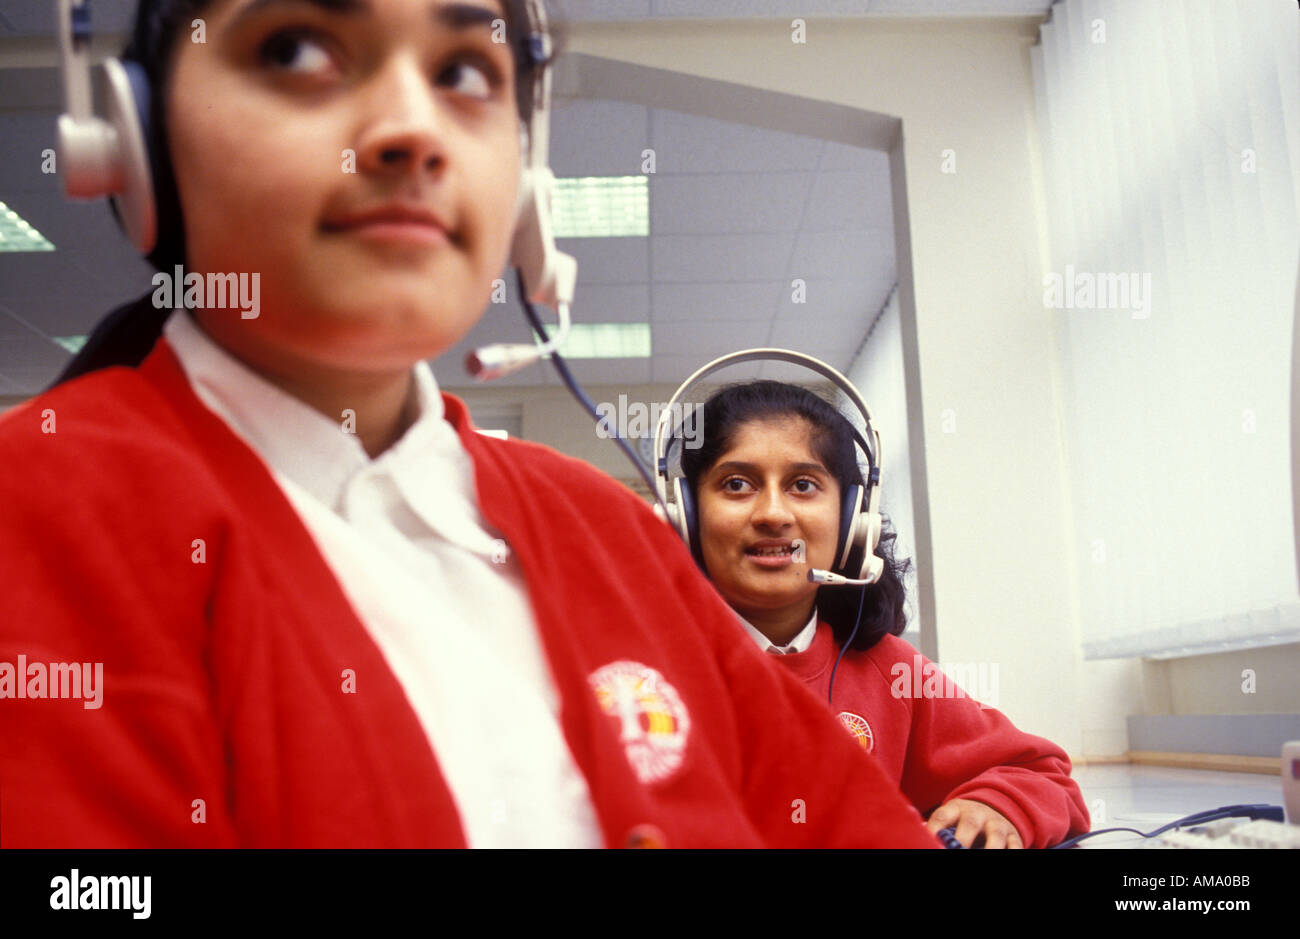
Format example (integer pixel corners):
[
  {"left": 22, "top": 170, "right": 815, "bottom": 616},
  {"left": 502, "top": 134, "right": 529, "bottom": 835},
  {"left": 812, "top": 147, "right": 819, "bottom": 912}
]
[
  {"left": 653, "top": 347, "right": 882, "bottom": 507},
  {"left": 521, "top": 0, "right": 552, "bottom": 162}
]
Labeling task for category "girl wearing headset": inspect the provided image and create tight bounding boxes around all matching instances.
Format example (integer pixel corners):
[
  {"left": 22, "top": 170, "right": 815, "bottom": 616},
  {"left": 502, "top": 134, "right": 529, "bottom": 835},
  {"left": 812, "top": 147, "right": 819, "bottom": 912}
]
[
  {"left": 0, "top": 0, "right": 940, "bottom": 848},
  {"left": 677, "top": 379, "right": 1091, "bottom": 848}
]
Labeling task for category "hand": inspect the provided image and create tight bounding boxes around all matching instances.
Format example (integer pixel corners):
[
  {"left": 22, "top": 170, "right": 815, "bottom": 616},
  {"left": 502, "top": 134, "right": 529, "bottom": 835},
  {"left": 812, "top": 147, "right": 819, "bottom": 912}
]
[{"left": 926, "top": 798, "right": 1024, "bottom": 849}]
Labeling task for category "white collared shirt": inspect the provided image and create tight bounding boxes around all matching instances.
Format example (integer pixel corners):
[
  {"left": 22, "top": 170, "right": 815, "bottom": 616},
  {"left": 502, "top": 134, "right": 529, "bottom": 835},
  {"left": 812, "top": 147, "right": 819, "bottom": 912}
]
[
  {"left": 738, "top": 608, "right": 820, "bottom": 655},
  {"left": 163, "top": 310, "right": 602, "bottom": 848}
]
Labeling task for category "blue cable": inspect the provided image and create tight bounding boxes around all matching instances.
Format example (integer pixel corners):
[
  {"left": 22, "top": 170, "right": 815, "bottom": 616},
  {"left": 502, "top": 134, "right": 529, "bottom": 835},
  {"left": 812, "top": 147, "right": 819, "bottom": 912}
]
[
  {"left": 828, "top": 583, "right": 869, "bottom": 706},
  {"left": 936, "top": 827, "right": 966, "bottom": 849},
  {"left": 514, "top": 268, "right": 669, "bottom": 517},
  {"left": 1051, "top": 803, "right": 1284, "bottom": 848}
]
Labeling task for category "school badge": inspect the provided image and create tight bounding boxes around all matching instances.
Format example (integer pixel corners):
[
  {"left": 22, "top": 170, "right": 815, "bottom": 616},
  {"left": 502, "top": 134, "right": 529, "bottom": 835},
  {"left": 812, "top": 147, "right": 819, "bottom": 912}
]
[
  {"left": 836, "top": 711, "right": 875, "bottom": 753},
  {"left": 588, "top": 661, "right": 691, "bottom": 784}
]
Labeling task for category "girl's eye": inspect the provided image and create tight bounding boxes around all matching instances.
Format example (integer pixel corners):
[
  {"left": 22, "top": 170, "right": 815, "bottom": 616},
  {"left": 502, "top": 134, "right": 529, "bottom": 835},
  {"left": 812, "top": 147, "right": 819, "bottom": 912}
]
[
  {"left": 722, "top": 478, "right": 752, "bottom": 494},
  {"left": 438, "top": 60, "right": 497, "bottom": 100},
  {"left": 791, "top": 478, "right": 819, "bottom": 494},
  {"left": 259, "top": 29, "right": 336, "bottom": 76}
]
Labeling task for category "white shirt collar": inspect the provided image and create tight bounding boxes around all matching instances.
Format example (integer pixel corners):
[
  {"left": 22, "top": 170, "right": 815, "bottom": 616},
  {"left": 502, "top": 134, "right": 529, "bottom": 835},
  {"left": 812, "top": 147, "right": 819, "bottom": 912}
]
[
  {"left": 737, "top": 608, "right": 819, "bottom": 655},
  {"left": 162, "top": 308, "right": 458, "bottom": 513}
]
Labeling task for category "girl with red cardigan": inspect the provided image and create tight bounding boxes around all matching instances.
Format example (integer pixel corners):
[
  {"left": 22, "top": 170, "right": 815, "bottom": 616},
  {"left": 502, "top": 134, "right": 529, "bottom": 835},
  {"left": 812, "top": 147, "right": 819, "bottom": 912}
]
[
  {"left": 678, "top": 380, "right": 1091, "bottom": 848},
  {"left": 0, "top": 0, "right": 938, "bottom": 849}
]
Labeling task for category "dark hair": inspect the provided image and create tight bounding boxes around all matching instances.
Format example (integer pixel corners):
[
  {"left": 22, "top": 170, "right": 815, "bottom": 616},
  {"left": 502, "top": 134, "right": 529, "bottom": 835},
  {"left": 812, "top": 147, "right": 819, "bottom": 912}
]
[
  {"left": 54, "top": 0, "right": 550, "bottom": 387},
  {"left": 678, "top": 380, "right": 911, "bottom": 652}
]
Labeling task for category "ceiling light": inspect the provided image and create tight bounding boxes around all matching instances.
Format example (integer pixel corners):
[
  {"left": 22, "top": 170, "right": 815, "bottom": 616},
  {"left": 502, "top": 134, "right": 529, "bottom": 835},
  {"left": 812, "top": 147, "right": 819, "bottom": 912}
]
[
  {"left": 542, "top": 322, "right": 651, "bottom": 359},
  {"left": 0, "top": 201, "right": 55, "bottom": 252},
  {"left": 53, "top": 336, "right": 87, "bottom": 354},
  {"left": 552, "top": 177, "right": 649, "bottom": 238}
]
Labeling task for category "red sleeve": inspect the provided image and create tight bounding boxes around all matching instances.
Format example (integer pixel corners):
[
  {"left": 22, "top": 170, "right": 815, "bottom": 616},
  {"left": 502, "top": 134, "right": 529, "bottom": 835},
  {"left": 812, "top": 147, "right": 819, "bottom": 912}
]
[
  {"left": 885, "top": 640, "right": 1090, "bottom": 848},
  {"left": 0, "top": 395, "right": 239, "bottom": 848},
  {"left": 645, "top": 514, "right": 940, "bottom": 849}
]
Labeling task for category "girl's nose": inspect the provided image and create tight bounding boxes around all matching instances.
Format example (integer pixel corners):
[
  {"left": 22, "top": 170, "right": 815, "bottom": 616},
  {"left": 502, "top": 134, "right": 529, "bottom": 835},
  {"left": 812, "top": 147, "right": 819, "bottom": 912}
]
[
  {"left": 750, "top": 483, "right": 796, "bottom": 530},
  {"left": 353, "top": 55, "right": 448, "bottom": 178}
]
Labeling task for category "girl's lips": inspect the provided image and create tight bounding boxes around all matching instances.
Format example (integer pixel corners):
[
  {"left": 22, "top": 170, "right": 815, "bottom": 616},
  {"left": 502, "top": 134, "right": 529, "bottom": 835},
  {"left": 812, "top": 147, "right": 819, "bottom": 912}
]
[
  {"left": 747, "top": 553, "right": 794, "bottom": 569},
  {"left": 332, "top": 220, "right": 449, "bottom": 246},
  {"left": 745, "top": 543, "right": 796, "bottom": 569},
  {"left": 322, "top": 204, "right": 454, "bottom": 247}
]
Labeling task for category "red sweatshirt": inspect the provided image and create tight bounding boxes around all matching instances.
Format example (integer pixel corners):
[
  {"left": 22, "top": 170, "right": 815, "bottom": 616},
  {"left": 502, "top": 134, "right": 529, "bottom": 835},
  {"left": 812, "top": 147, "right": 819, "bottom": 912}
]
[
  {"left": 772, "top": 623, "right": 1090, "bottom": 848},
  {"left": 0, "top": 339, "right": 938, "bottom": 849}
]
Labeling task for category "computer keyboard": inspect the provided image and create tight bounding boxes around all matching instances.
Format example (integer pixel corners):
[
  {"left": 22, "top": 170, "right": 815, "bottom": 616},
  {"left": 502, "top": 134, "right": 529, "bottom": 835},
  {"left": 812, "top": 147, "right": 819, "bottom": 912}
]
[{"left": 1149, "top": 818, "right": 1300, "bottom": 849}]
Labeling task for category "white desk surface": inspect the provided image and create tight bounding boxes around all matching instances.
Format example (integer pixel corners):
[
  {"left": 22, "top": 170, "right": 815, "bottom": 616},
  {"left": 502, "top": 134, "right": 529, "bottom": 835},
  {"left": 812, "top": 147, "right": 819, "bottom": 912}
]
[{"left": 1070, "top": 764, "right": 1285, "bottom": 848}]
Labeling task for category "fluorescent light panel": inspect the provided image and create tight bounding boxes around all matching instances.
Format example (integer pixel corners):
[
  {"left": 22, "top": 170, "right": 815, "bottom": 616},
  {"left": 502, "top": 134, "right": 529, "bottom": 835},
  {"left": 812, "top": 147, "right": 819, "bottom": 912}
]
[
  {"left": 0, "top": 201, "right": 54, "bottom": 252},
  {"left": 543, "top": 322, "right": 651, "bottom": 359},
  {"left": 53, "top": 336, "right": 87, "bottom": 354},
  {"left": 552, "top": 176, "right": 649, "bottom": 238}
]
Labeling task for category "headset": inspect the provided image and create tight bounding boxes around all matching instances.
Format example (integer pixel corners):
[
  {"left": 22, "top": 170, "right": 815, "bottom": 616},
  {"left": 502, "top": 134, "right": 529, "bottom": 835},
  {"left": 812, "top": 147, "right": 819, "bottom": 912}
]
[
  {"left": 55, "top": 0, "right": 574, "bottom": 380},
  {"left": 56, "top": 0, "right": 154, "bottom": 253},
  {"left": 652, "top": 348, "right": 886, "bottom": 588}
]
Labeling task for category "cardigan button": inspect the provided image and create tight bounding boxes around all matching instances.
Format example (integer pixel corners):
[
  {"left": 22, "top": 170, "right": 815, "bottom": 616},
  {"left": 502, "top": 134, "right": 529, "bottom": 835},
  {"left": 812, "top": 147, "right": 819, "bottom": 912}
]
[{"left": 625, "top": 825, "right": 668, "bottom": 849}]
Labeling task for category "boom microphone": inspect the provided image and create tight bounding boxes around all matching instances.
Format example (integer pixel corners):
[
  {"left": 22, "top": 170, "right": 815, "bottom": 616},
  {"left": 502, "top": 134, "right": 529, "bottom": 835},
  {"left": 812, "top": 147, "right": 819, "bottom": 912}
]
[
  {"left": 466, "top": 288, "right": 572, "bottom": 381},
  {"left": 808, "top": 568, "right": 876, "bottom": 587}
]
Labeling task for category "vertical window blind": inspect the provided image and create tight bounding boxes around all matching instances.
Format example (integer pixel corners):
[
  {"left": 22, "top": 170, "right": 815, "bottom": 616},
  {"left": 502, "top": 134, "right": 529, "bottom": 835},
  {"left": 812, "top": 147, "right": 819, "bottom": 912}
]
[{"left": 1031, "top": 0, "right": 1300, "bottom": 658}]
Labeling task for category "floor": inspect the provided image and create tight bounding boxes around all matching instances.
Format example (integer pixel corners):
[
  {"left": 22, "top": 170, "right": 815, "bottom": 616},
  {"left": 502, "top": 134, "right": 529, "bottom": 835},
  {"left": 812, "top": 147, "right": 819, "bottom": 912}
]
[{"left": 1069, "top": 764, "right": 1286, "bottom": 848}]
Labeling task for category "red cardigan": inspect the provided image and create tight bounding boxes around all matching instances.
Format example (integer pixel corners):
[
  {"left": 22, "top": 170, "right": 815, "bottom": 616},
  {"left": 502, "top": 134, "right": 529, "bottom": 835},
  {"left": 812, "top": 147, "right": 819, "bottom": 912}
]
[
  {"left": 773, "top": 624, "right": 1090, "bottom": 847},
  {"left": 0, "top": 340, "right": 938, "bottom": 849}
]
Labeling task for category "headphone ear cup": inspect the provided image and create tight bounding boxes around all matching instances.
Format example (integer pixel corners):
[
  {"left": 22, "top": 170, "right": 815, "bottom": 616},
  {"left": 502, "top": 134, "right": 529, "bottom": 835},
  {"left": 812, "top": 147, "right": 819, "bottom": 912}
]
[
  {"left": 103, "top": 59, "right": 157, "bottom": 254},
  {"left": 672, "top": 477, "right": 706, "bottom": 570},
  {"left": 835, "top": 484, "right": 864, "bottom": 576},
  {"left": 836, "top": 485, "right": 886, "bottom": 585},
  {"left": 859, "top": 511, "right": 884, "bottom": 582},
  {"left": 860, "top": 553, "right": 885, "bottom": 586}
]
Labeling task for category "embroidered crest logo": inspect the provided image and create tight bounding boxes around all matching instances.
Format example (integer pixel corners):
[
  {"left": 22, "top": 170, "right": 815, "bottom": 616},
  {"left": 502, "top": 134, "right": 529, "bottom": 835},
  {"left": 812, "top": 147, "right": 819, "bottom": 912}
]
[
  {"left": 836, "top": 711, "right": 875, "bottom": 753},
  {"left": 589, "top": 661, "right": 691, "bottom": 784}
]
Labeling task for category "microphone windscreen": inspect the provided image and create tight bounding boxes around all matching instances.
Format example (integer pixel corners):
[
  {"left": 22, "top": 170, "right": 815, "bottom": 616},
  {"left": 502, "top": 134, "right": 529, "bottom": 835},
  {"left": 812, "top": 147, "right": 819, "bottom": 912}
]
[{"left": 466, "top": 344, "right": 539, "bottom": 382}]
